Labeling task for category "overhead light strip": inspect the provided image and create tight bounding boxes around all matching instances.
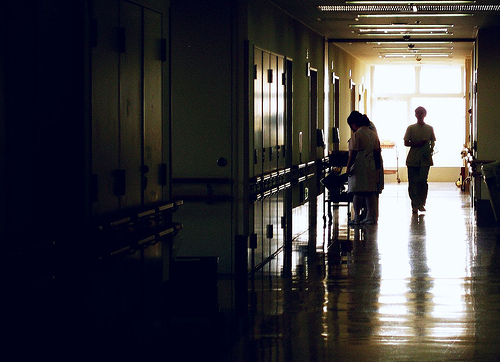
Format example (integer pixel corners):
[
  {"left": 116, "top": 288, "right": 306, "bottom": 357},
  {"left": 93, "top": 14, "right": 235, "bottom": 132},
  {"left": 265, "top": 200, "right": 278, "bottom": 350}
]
[
  {"left": 381, "top": 54, "right": 451, "bottom": 57},
  {"left": 349, "top": 24, "right": 453, "bottom": 28},
  {"left": 346, "top": 1, "right": 475, "bottom": 4},
  {"left": 380, "top": 53, "right": 453, "bottom": 55},
  {"left": 358, "top": 28, "right": 450, "bottom": 32},
  {"left": 360, "top": 32, "right": 453, "bottom": 36},
  {"left": 367, "top": 41, "right": 453, "bottom": 44},
  {"left": 318, "top": 5, "right": 500, "bottom": 11},
  {"left": 374, "top": 46, "right": 454, "bottom": 50},
  {"left": 357, "top": 13, "right": 474, "bottom": 17}
]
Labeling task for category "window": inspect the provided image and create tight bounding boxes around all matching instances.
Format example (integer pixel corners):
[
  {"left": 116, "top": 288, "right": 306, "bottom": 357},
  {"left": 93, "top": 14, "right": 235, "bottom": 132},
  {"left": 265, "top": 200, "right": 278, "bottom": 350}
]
[
  {"left": 373, "top": 65, "right": 415, "bottom": 94},
  {"left": 371, "top": 64, "right": 465, "bottom": 170},
  {"left": 411, "top": 97, "right": 464, "bottom": 167},
  {"left": 420, "top": 65, "right": 462, "bottom": 94}
]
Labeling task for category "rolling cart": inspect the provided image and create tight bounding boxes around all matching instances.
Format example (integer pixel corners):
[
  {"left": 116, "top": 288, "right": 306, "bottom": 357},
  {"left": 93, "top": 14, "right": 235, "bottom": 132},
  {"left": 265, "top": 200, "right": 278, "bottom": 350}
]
[{"left": 380, "top": 140, "right": 401, "bottom": 183}]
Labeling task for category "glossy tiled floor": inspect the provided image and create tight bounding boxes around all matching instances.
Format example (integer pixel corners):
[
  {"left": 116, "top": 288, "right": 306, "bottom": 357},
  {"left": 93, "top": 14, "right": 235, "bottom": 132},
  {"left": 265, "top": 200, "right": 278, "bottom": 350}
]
[{"left": 225, "top": 182, "right": 500, "bottom": 361}]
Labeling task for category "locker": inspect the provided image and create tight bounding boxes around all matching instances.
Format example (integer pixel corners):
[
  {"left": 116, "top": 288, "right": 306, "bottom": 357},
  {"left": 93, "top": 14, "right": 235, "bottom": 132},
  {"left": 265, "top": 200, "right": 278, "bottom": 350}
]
[
  {"left": 143, "top": 9, "right": 163, "bottom": 204},
  {"left": 119, "top": 1, "right": 143, "bottom": 209},
  {"left": 91, "top": 0, "right": 120, "bottom": 215},
  {"left": 92, "top": 1, "right": 166, "bottom": 216},
  {"left": 253, "top": 48, "right": 263, "bottom": 178},
  {"left": 277, "top": 55, "right": 286, "bottom": 170},
  {"left": 262, "top": 51, "right": 272, "bottom": 174},
  {"left": 251, "top": 48, "right": 290, "bottom": 274},
  {"left": 269, "top": 54, "right": 278, "bottom": 172}
]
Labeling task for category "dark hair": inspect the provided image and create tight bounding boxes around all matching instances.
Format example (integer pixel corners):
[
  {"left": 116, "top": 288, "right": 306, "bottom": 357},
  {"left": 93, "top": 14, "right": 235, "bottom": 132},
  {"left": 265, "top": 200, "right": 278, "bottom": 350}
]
[
  {"left": 415, "top": 106, "right": 427, "bottom": 116},
  {"left": 347, "top": 111, "right": 370, "bottom": 127}
]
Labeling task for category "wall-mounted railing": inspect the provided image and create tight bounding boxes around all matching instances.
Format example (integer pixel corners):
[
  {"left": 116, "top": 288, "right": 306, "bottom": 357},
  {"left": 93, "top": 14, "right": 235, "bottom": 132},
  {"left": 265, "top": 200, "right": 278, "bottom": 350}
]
[
  {"left": 91, "top": 200, "right": 183, "bottom": 261},
  {"left": 173, "top": 177, "right": 232, "bottom": 203}
]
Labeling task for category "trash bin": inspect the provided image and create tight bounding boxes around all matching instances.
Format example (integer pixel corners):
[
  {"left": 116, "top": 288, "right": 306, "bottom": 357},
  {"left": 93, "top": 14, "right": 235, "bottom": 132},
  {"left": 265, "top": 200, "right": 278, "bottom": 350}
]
[{"left": 481, "top": 161, "right": 500, "bottom": 222}]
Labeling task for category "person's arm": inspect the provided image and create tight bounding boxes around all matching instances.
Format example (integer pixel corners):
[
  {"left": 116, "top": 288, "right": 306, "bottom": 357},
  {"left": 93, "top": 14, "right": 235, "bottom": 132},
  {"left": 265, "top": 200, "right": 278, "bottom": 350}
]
[
  {"left": 346, "top": 150, "right": 357, "bottom": 175},
  {"left": 374, "top": 148, "right": 382, "bottom": 170},
  {"left": 404, "top": 139, "right": 427, "bottom": 147},
  {"left": 404, "top": 127, "right": 412, "bottom": 147}
]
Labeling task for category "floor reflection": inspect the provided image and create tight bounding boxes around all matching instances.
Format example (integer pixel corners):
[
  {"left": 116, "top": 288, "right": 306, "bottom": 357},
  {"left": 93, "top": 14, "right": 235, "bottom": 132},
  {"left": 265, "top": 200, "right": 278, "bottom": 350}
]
[{"left": 227, "top": 183, "right": 500, "bottom": 361}]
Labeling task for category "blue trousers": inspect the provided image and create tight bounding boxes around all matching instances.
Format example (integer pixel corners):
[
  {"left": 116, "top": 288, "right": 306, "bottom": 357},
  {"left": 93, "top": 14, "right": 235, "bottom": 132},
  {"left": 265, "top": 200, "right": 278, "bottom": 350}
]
[{"left": 407, "top": 166, "right": 430, "bottom": 209}]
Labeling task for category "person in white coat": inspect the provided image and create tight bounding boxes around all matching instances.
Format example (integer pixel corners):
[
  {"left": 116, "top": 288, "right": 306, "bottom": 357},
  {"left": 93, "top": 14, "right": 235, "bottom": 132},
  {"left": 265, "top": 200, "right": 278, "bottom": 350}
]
[
  {"left": 404, "top": 106, "right": 436, "bottom": 214},
  {"left": 346, "top": 111, "right": 382, "bottom": 225}
]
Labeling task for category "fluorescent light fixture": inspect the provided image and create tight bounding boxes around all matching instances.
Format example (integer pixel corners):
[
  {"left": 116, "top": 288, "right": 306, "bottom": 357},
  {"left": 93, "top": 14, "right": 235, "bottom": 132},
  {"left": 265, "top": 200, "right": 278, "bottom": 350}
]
[
  {"left": 357, "top": 13, "right": 474, "bottom": 18},
  {"left": 378, "top": 52, "right": 453, "bottom": 56},
  {"left": 350, "top": 24, "right": 453, "bottom": 28},
  {"left": 318, "top": 4, "right": 500, "bottom": 11},
  {"left": 350, "top": 23, "right": 453, "bottom": 35},
  {"left": 358, "top": 28, "right": 449, "bottom": 33},
  {"left": 367, "top": 41, "right": 453, "bottom": 44},
  {"left": 346, "top": 1, "right": 475, "bottom": 4},
  {"left": 381, "top": 53, "right": 451, "bottom": 57},
  {"left": 360, "top": 32, "right": 453, "bottom": 36},
  {"left": 374, "top": 46, "right": 454, "bottom": 50}
]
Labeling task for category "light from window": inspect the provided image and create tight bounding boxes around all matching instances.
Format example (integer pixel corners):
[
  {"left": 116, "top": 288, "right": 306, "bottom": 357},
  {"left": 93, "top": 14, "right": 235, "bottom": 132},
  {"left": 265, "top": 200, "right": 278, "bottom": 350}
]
[
  {"left": 372, "top": 100, "right": 408, "bottom": 169},
  {"left": 410, "top": 98, "right": 464, "bottom": 167},
  {"left": 373, "top": 65, "right": 415, "bottom": 94},
  {"left": 420, "top": 65, "right": 462, "bottom": 94}
]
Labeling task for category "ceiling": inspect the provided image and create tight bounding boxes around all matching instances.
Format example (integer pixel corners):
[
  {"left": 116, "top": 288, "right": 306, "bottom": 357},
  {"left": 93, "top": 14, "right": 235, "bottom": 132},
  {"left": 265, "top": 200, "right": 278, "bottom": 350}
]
[{"left": 269, "top": 0, "right": 500, "bottom": 65}]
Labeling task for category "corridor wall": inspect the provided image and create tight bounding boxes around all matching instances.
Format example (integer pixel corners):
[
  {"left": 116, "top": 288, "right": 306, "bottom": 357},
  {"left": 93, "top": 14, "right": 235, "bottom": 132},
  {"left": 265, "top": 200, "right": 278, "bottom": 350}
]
[
  {"left": 2, "top": 0, "right": 173, "bottom": 346},
  {"left": 474, "top": 27, "right": 500, "bottom": 224}
]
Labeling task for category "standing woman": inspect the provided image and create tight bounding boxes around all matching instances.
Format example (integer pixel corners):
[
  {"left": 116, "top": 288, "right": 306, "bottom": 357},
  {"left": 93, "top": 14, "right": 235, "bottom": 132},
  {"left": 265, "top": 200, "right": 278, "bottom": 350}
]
[
  {"left": 346, "top": 111, "right": 382, "bottom": 225},
  {"left": 404, "top": 106, "right": 436, "bottom": 214}
]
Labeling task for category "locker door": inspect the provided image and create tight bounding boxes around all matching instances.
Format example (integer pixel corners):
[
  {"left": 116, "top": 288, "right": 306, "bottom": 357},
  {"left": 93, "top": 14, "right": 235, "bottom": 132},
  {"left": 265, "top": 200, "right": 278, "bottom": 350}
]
[
  {"left": 269, "top": 54, "right": 278, "bottom": 172},
  {"left": 143, "top": 9, "right": 163, "bottom": 204},
  {"left": 120, "top": 1, "right": 143, "bottom": 208},
  {"left": 262, "top": 51, "right": 271, "bottom": 174},
  {"left": 91, "top": 0, "right": 120, "bottom": 216},
  {"left": 253, "top": 48, "right": 263, "bottom": 177},
  {"left": 277, "top": 55, "right": 285, "bottom": 170}
]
